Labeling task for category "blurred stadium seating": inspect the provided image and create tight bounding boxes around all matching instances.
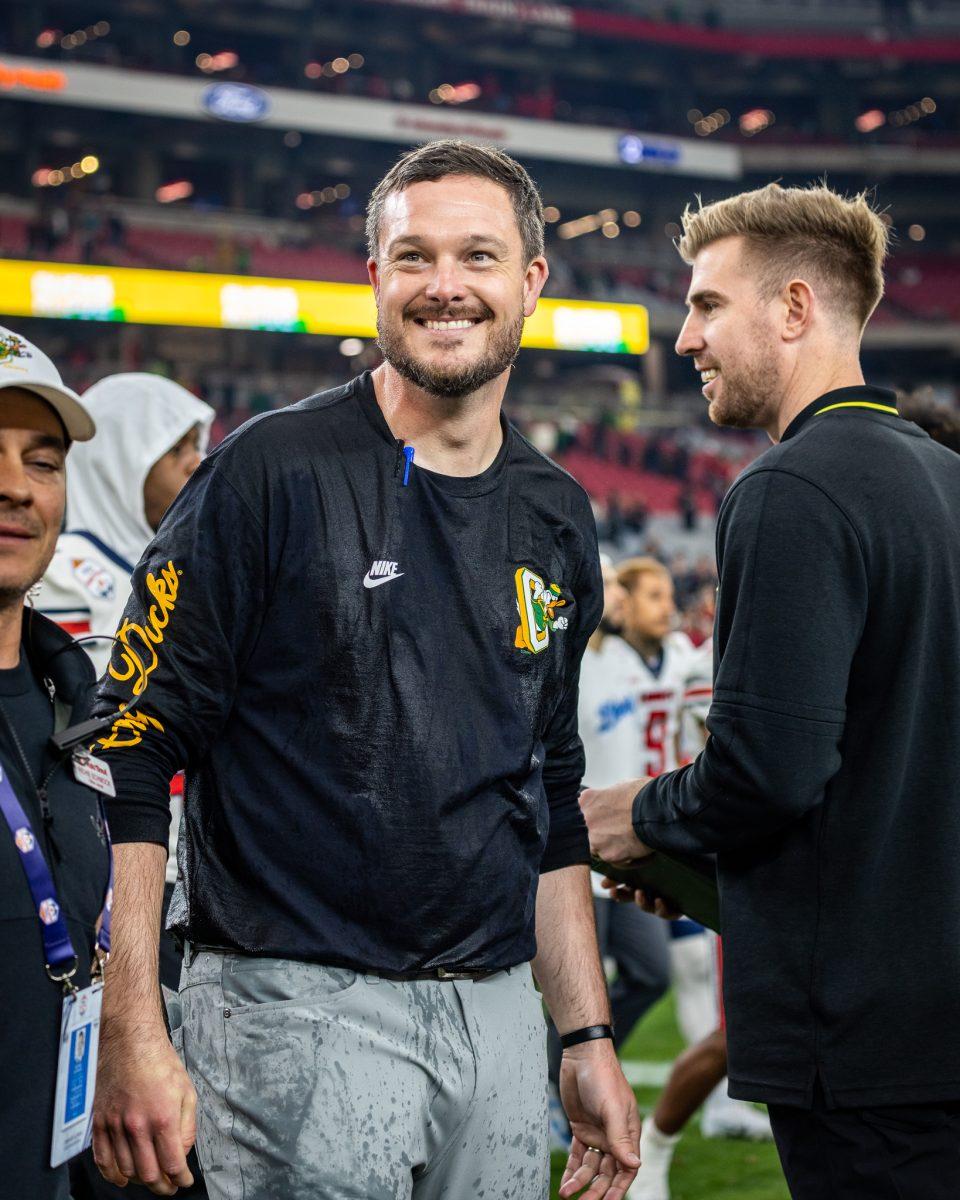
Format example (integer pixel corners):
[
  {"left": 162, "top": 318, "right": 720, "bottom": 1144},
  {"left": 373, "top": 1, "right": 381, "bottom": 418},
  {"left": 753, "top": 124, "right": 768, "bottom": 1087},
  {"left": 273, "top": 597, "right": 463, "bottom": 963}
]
[{"left": 0, "top": 0, "right": 957, "bottom": 544}]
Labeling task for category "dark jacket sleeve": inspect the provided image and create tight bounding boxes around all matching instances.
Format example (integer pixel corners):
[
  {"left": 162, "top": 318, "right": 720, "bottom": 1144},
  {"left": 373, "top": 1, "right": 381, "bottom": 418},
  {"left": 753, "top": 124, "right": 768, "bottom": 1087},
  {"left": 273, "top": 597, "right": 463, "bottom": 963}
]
[
  {"left": 633, "top": 468, "right": 867, "bottom": 855},
  {"left": 540, "top": 522, "right": 603, "bottom": 873},
  {"left": 95, "top": 448, "right": 270, "bottom": 845}
]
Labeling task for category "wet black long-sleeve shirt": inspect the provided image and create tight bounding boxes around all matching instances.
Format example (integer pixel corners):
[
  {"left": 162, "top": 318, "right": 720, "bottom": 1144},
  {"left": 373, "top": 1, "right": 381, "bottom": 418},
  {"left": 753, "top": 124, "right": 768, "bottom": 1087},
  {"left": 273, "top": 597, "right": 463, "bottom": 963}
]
[
  {"left": 96, "top": 373, "right": 601, "bottom": 973},
  {"left": 634, "top": 386, "right": 960, "bottom": 1109}
]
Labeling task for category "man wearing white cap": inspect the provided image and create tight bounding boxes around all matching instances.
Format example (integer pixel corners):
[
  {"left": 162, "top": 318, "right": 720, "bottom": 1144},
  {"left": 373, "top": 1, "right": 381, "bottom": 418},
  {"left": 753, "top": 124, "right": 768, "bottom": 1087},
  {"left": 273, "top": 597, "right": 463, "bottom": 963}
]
[
  {"left": 0, "top": 324, "right": 112, "bottom": 1200},
  {"left": 34, "top": 375, "right": 213, "bottom": 1200},
  {"left": 34, "top": 375, "right": 214, "bottom": 971}
]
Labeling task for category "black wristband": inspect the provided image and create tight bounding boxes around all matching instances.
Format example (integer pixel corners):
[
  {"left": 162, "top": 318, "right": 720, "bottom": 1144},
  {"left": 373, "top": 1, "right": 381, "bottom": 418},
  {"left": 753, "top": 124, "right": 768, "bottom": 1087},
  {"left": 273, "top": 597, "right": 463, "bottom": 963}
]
[{"left": 560, "top": 1024, "right": 614, "bottom": 1049}]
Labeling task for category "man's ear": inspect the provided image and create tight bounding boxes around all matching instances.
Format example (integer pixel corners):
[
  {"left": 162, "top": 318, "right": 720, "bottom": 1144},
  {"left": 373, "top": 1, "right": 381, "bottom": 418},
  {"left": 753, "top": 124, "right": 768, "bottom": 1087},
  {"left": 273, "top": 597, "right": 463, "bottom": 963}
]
[
  {"left": 523, "top": 256, "right": 549, "bottom": 318},
  {"left": 781, "top": 278, "right": 814, "bottom": 343},
  {"left": 367, "top": 257, "right": 380, "bottom": 300}
]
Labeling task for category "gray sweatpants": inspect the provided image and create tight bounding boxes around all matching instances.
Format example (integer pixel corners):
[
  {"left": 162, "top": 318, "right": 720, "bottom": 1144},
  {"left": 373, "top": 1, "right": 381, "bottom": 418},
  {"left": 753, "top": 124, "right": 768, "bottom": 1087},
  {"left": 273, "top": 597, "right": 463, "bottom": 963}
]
[{"left": 175, "top": 951, "right": 549, "bottom": 1200}]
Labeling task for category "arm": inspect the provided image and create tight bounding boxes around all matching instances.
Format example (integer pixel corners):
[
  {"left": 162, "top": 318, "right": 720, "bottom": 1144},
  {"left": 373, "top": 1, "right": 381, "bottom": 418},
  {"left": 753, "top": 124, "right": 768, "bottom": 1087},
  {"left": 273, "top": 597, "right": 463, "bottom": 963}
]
[
  {"left": 94, "top": 455, "right": 269, "bottom": 844},
  {"left": 534, "top": 866, "right": 640, "bottom": 1200},
  {"left": 635, "top": 469, "right": 867, "bottom": 856},
  {"left": 93, "top": 450, "right": 270, "bottom": 1193},
  {"left": 537, "top": 532, "right": 640, "bottom": 1200},
  {"left": 92, "top": 844, "right": 196, "bottom": 1195}
]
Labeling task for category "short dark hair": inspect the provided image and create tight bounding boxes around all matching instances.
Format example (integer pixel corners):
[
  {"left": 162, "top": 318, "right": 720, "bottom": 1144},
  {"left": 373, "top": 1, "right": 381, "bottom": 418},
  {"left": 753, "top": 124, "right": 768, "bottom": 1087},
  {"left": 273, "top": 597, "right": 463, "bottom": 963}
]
[
  {"left": 898, "top": 393, "right": 960, "bottom": 455},
  {"left": 366, "top": 139, "right": 545, "bottom": 265}
]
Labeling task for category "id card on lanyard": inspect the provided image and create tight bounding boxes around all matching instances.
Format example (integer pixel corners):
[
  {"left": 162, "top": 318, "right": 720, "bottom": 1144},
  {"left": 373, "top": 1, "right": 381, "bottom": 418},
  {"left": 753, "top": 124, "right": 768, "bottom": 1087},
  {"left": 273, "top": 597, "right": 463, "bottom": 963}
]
[{"left": 0, "top": 759, "right": 114, "bottom": 1167}]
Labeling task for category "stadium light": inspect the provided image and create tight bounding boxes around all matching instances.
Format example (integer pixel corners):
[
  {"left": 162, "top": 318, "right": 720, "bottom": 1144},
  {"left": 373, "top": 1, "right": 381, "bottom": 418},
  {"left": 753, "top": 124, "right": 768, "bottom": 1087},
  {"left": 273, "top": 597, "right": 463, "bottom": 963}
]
[
  {"left": 558, "top": 206, "right": 643, "bottom": 240},
  {"left": 35, "top": 30, "right": 59, "bottom": 49},
  {"left": 739, "top": 109, "right": 775, "bottom": 136},
  {"left": 155, "top": 180, "right": 194, "bottom": 203},
  {"left": 908, "top": 224, "right": 926, "bottom": 242},
  {"left": 58, "top": 21, "right": 110, "bottom": 50},
  {"left": 306, "top": 55, "right": 363, "bottom": 80},
  {"left": 889, "top": 98, "right": 937, "bottom": 128},
  {"left": 855, "top": 109, "right": 886, "bottom": 133},
  {"left": 32, "top": 156, "right": 100, "bottom": 188},
  {"left": 543, "top": 207, "right": 561, "bottom": 223},
  {"left": 694, "top": 109, "right": 730, "bottom": 137},
  {"left": 557, "top": 214, "right": 603, "bottom": 240},
  {"left": 173, "top": 30, "right": 191, "bottom": 46},
  {"left": 295, "top": 184, "right": 351, "bottom": 209},
  {"left": 196, "top": 51, "right": 238, "bottom": 73},
  {"left": 429, "top": 82, "right": 482, "bottom": 105}
]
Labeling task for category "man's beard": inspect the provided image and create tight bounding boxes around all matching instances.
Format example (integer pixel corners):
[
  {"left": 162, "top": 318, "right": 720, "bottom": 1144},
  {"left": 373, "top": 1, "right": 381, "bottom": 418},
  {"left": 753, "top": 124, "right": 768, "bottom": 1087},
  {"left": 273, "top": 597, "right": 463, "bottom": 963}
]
[
  {"left": 599, "top": 615, "right": 623, "bottom": 637},
  {"left": 708, "top": 332, "right": 781, "bottom": 430},
  {"left": 377, "top": 304, "right": 524, "bottom": 401}
]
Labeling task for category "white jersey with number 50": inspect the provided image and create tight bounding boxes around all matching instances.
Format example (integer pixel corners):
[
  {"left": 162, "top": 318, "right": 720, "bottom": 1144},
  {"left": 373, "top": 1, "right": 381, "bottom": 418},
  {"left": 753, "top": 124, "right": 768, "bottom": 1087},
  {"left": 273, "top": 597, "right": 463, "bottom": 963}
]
[{"left": 636, "top": 631, "right": 713, "bottom": 776}]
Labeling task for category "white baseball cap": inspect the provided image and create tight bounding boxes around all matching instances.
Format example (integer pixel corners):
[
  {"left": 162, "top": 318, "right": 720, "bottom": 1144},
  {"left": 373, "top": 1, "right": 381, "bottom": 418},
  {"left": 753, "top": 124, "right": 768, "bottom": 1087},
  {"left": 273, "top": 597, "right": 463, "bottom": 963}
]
[{"left": 0, "top": 325, "right": 96, "bottom": 442}]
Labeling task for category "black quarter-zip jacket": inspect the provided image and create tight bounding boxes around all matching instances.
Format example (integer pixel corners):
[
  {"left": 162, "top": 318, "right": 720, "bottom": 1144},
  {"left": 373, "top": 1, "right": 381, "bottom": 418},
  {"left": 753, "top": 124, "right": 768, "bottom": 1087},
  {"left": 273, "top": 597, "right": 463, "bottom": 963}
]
[
  {"left": 0, "top": 610, "right": 110, "bottom": 1200},
  {"left": 97, "top": 373, "right": 602, "bottom": 973},
  {"left": 634, "top": 386, "right": 960, "bottom": 1110}
]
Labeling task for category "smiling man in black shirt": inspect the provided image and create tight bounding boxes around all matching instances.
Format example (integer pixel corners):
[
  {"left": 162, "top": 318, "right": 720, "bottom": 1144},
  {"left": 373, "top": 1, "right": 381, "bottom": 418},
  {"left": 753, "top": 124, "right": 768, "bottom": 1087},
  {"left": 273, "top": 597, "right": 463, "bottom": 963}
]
[
  {"left": 92, "top": 141, "right": 640, "bottom": 1200},
  {"left": 583, "top": 184, "right": 960, "bottom": 1200}
]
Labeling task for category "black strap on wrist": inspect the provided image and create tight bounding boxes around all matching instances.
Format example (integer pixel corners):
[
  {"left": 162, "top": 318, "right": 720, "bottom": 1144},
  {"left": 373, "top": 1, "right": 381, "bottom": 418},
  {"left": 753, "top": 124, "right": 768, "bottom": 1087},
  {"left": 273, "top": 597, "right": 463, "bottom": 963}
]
[{"left": 560, "top": 1024, "right": 614, "bottom": 1049}]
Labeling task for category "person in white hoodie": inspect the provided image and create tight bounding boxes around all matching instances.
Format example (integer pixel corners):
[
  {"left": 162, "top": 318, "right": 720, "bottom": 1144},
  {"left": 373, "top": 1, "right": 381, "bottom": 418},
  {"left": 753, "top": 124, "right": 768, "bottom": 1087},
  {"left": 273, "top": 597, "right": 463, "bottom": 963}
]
[
  {"left": 33, "top": 373, "right": 214, "bottom": 980},
  {"left": 35, "top": 374, "right": 213, "bottom": 670}
]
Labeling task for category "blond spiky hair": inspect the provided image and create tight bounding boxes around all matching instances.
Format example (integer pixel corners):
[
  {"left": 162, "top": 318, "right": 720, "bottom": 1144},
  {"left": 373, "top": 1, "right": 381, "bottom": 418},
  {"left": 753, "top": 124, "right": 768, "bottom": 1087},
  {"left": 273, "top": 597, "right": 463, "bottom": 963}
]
[{"left": 677, "top": 182, "right": 890, "bottom": 331}]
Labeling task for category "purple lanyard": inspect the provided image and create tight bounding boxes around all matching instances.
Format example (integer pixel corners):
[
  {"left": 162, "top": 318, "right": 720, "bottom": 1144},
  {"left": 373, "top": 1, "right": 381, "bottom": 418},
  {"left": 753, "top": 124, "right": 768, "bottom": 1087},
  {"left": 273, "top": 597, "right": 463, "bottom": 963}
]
[{"left": 0, "top": 757, "right": 113, "bottom": 988}]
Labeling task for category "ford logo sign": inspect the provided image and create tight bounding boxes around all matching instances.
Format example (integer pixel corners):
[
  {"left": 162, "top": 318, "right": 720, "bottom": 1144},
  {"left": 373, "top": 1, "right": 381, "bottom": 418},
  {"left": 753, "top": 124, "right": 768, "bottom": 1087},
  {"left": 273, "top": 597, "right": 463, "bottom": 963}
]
[
  {"left": 202, "top": 83, "right": 271, "bottom": 123},
  {"left": 618, "top": 134, "right": 681, "bottom": 166}
]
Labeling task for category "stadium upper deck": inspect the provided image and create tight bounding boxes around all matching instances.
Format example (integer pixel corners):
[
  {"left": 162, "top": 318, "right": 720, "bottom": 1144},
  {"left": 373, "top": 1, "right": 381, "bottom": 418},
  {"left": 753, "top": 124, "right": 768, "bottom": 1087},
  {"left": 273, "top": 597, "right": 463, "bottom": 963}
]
[{"left": 1, "top": 0, "right": 956, "bottom": 423}]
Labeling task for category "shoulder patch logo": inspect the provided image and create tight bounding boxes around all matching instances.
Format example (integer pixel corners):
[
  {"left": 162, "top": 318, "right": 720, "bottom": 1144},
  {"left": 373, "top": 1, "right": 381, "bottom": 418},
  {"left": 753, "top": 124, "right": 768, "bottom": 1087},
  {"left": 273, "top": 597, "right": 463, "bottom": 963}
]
[
  {"left": 71, "top": 556, "right": 116, "bottom": 601},
  {"left": 0, "top": 332, "right": 30, "bottom": 364},
  {"left": 514, "top": 567, "right": 568, "bottom": 655}
]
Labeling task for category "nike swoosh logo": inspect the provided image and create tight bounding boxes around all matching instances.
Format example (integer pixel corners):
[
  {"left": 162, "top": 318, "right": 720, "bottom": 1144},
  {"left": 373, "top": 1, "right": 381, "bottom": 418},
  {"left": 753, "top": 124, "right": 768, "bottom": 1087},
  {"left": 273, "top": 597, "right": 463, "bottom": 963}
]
[{"left": 363, "top": 572, "right": 404, "bottom": 589}]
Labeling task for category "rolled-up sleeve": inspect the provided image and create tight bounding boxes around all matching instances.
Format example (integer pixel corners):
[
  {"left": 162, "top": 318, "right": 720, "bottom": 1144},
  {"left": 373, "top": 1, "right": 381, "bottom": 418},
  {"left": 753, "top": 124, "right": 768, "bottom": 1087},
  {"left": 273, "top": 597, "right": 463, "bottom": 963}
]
[{"left": 634, "top": 468, "right": 867, "bottom": 855}]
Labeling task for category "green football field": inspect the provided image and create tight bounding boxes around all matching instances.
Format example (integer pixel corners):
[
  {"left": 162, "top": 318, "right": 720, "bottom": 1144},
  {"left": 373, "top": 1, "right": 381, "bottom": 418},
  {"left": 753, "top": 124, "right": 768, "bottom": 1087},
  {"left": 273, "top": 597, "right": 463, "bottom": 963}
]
[{"left": 550, "top": 994, "right": 790, "bottom": 1200}]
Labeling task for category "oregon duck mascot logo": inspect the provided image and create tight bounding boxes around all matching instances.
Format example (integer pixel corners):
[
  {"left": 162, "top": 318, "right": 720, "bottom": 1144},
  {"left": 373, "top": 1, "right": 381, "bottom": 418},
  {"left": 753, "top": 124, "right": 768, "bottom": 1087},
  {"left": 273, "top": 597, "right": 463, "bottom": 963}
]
[
  {"left": 514, "top": 567, "right": 568, "bottom": 654},
  {"left": 0, "top": 332, "right": 30, "bottom": 364}
]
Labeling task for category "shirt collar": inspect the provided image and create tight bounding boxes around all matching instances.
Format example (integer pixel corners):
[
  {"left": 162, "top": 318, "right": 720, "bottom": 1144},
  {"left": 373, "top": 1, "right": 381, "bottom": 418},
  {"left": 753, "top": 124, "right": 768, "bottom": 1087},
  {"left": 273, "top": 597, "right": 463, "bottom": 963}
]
[{"left": 780, "top": 385, "right": 900, "bottom": 443}]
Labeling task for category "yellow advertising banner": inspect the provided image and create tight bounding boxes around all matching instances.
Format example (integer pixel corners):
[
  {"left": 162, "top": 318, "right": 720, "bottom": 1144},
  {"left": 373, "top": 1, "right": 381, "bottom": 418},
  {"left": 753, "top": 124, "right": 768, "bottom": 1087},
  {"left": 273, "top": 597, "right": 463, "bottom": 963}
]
[{"left": 0, "top": 258, "right": 648, "bottom": 355}]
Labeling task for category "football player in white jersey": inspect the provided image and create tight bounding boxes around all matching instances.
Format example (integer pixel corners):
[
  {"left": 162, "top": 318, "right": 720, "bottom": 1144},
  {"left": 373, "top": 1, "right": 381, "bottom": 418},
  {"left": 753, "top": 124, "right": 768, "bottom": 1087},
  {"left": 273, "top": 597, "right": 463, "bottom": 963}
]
[
  {"left": 547, "top": 557, "right": 674, "bottom": 1148},
  {"left": 615, "top": 559, "right": 770, "bottom": 1200},
  {"left": 615, "top": 557, "right": 712, "bottom": 778}
]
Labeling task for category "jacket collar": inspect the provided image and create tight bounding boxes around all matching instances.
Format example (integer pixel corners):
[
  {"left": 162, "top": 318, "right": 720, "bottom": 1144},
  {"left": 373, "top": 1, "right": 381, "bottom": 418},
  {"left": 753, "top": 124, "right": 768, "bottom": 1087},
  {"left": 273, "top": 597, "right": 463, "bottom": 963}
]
[
  {"left": 781, "top": 385, "right": 900, "bottom": 443},
  {"left": 21, "top": 607, "right": 96, "bottom": 719}
]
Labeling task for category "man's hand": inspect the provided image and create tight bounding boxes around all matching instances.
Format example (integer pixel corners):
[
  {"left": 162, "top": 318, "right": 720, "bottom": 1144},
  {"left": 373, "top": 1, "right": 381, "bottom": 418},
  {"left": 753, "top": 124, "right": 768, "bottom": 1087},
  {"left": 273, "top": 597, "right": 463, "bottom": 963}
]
[
  {"left": 579, "top": 779, "right": 654, "bottom": 865},
  {"left": 558, "top": 1039, "right": 641, "bottom": 1200},
  {"left": 92, "top": 1022, "right": 197, "bottom": 1195},
  {"left": 600, "top": 878, "right": 683, "bottom": 920}
]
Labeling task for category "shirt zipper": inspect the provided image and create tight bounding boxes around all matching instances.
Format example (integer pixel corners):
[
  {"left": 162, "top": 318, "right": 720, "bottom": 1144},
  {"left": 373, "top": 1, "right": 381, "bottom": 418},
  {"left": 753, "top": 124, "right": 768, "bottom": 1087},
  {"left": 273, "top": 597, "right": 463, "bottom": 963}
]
[{"left": 0, "top": 688, "right": 67, "bottom": 864}]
